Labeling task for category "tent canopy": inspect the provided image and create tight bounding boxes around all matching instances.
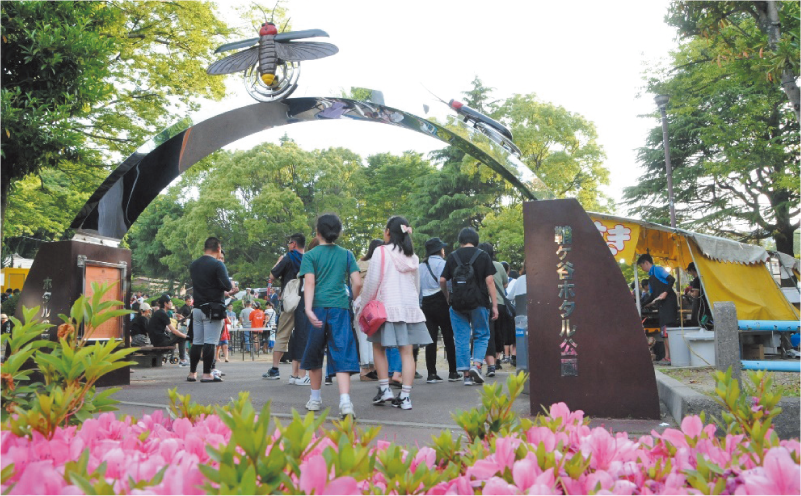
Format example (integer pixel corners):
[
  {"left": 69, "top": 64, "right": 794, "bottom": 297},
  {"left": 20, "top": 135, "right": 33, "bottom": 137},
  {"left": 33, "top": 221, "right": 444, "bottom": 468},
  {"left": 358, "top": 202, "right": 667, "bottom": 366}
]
[{"left": 588, "top": 213, "right": 798, "bottom": 322}]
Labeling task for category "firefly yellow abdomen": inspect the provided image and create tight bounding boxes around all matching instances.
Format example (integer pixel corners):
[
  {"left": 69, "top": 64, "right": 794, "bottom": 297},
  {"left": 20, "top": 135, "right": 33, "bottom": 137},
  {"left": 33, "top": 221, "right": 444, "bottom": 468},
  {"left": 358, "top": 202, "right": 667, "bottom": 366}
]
[{"left": 258, "top": 35, "right": 278, "bottom": 86}]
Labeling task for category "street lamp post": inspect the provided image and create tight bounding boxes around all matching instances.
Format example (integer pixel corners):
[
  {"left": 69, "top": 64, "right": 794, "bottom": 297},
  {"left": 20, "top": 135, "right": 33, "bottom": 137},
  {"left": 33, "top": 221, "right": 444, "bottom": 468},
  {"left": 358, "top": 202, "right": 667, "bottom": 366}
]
[{"left": 654, "top": 94, "right": 676, "bottom": 228}]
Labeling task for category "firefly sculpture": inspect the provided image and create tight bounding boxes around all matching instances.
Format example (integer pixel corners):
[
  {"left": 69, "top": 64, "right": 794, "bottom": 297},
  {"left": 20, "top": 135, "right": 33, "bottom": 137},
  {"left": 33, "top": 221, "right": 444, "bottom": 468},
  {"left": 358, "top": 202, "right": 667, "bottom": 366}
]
[{"left": 207, "top": 22, "right": 338, "bottom": 102}]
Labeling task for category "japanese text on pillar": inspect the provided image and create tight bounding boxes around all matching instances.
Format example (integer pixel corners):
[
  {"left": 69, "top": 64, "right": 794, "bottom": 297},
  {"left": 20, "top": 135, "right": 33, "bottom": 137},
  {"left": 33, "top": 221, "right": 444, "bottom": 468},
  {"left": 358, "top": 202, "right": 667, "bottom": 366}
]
[{"left": 555, "top": 226, "right": 577, "bottom": 377}]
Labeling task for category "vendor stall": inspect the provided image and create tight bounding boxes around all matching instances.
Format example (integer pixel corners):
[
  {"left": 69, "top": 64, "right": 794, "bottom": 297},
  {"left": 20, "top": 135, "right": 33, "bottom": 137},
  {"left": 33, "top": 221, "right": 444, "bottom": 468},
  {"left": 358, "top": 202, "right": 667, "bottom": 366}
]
[{"left": 589, "top": 213, "right": 799, "bottom": 361}]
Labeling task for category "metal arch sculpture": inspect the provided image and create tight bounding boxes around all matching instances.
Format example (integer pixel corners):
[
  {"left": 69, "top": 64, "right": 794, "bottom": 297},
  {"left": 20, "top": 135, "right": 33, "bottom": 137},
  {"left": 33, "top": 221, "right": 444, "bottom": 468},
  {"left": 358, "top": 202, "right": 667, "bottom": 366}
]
[{"left": 70, "top": 97, "right": 550, "bottom": 239}]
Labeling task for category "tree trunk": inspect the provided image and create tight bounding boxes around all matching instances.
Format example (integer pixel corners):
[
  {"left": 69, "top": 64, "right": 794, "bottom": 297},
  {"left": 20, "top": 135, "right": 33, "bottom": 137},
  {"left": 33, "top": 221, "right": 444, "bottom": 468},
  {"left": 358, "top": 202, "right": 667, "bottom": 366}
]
[
  {"left": 0, "top": 171, "right": 10, "bottom": 250},
  {"left": 774, "top": 227, "right": 796, "bottom": 257},
  {"left": 764, "top": 1, "right": 801, "bottom": 124}
]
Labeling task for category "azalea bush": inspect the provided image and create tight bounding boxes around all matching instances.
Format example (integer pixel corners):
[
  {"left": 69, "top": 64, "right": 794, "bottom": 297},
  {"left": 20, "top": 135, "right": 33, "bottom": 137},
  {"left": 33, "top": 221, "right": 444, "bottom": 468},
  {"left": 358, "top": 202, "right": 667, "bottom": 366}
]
[
  {"left": 2, "top": 369, "right": 799, "bottom": 494},
  {"left": 1, "top": 283, "right": 135, "bottom": 438}
]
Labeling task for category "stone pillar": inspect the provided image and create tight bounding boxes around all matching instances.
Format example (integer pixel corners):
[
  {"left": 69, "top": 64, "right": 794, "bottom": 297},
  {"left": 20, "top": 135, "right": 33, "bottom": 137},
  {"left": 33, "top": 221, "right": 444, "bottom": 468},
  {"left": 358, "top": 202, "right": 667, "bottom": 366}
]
[{"left": 714, "top": 302, "right": 741, "bottom": 381}]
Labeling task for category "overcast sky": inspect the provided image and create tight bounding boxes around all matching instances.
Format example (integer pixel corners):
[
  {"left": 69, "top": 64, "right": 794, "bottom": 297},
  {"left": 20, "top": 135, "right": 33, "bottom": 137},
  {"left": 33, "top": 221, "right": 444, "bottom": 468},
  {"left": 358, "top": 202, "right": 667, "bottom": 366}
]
[{"left": 198, "top": 0, "right": 679, "bottom": 215}]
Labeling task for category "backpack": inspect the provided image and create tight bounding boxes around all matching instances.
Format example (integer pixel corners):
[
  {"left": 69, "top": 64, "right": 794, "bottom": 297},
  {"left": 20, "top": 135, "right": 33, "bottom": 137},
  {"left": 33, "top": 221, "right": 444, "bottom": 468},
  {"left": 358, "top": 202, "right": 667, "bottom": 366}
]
[
  {"left": 450, "top": 249, "right": 484, "bottom": 312},
  {"left": 282, "top": 278, "right": 302, "bottom": 312},
  {"left": 280, "top": 251, "right": 304, "bottom": 313}
]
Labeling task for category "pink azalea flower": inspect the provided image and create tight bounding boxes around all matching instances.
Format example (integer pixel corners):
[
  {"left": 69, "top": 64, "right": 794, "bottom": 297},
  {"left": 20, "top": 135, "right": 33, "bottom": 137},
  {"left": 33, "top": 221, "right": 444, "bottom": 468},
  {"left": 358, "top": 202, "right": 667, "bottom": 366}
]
[
  {"left": 467, "top": 458, "right": 501, "bottom": 480},
  {"left": 412, "top": 446, "right": 437, "bottom": 472},
  {"left": 482, "top": 476, "right": 517, "bottom": 494},
  {"left": 680, "top": 416, "right": 703, "bottom": 439},
  {"left": 740, "top": 447, "right": 801, "bottom": 495},
  {"left": 495, "top": 437, "right": 522, "bottom": 471},
  {"left": 8, "top": 460, "right": 65, "bottom": 495},
  {"left": 298, "top": 454, "right": 360, "bottom": 495}
]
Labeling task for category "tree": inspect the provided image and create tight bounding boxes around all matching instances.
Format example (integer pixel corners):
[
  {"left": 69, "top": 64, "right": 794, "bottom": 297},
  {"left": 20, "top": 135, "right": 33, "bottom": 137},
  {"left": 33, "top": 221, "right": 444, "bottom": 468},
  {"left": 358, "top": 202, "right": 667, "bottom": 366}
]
[
  {"left": 125, "top": 193, "right": 185, "bottom": 290},
  {"left": 493, "top": 94, "right": 611, "bottom": 211},
  {"left": 353, "top": 152, "right": 434, "bottom": 252},
  {"left": 625, "top": 35, "right": 799, "bottom": 255},
  {"left": 1, "top": 2, "right": 117, "bottom": 227},
  {"left": 1, "top": 1, "right": 232, "bottom": 231},
  {"left": 666, "top": 1, "right": 800, "bottom": 124},
  {"left": 154, "top": 142, "right": 370, "bottom": 287}
]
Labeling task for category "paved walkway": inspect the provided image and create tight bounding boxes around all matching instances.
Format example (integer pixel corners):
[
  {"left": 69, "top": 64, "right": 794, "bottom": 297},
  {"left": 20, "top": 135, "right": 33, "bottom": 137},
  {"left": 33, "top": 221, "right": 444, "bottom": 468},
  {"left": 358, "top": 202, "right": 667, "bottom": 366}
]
[{"left": 107, "top": 355, "right": 674, "bottom": 446}]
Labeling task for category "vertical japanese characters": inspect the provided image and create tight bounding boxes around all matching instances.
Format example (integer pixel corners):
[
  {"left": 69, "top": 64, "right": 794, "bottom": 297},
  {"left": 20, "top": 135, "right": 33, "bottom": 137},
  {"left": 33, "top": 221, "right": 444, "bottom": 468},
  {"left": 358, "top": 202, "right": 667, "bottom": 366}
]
[{"left": 555, "top": 226, "right": 577, "bottom": 377}]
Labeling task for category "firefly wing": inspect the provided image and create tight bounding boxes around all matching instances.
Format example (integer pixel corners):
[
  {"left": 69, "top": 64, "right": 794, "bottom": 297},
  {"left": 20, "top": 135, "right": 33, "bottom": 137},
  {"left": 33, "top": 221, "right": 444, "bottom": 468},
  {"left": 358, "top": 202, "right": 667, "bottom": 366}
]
[
  {"left": 214, "top": 37, "right": 259, "bottom": 54},
  {"left": 274, "top": 29, "right": 330, "bottom": 42},
  {"left": 275, "top": 41, "right": 339, "bottom": 62},
  {"left": 207, "top": 46, "right": 259, "bottom": 75}
]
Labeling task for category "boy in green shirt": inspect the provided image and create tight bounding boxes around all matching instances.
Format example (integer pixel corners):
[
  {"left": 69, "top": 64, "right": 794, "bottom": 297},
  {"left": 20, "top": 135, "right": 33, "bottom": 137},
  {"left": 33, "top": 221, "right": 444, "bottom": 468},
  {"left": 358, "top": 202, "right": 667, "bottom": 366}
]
[{"left": 299, "top": 213, "right": 362, "bottom": 418}]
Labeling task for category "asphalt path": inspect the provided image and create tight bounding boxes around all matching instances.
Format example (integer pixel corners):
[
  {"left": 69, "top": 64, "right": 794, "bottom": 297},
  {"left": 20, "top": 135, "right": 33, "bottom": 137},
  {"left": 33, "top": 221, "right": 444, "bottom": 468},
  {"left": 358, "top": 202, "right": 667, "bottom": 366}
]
[{"left": 107, "top": 354, "right": 673, "bottom": 446}]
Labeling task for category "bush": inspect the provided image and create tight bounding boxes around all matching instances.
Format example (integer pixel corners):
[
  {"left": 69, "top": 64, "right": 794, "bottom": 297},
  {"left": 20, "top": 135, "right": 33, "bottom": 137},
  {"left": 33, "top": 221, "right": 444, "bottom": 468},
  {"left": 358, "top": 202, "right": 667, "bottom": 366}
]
[
  {"left": 1, "top": 283, "right": 135, "bottom": 438},
  {"left": 0, "top": 294, "right": 19, "bottom": 318},
  {"left": 1, "top": 368, "right": 799, "bottom": 494}
]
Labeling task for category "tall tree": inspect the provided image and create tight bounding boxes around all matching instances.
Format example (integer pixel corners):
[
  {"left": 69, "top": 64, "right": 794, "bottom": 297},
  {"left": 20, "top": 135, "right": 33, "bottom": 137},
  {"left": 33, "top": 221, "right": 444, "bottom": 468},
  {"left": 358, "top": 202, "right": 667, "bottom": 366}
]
[
  {"left": 1, "top": 2, "right": 116, "bottom": 227},
  {"left": 1, "top": 1, "right": 232, "bottom": 231},
  {"left": 353, "top": 152, "right": 434, "bottom": 251},
  {"left": 625, "top": 36, "right": 799, "bottom": 254},
  {"left": 493, "top": 94, "right": 611, "bottom": 211},
  {"left": 666, "top": 1, "right": 800, "bottom": 124}
]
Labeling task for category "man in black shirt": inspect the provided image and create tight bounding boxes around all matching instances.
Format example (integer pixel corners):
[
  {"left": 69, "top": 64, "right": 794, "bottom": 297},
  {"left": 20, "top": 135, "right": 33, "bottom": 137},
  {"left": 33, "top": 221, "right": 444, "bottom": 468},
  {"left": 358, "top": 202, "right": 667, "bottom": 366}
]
[
  {"left": 188, "top": 237, "right": 236, "bottom": 382},
  {"left": 130, "top": 302, "right": 152, "bottom": 347},
  {"left": 265, "top": 233, "right": 305, "bottom": 381},
  {"left": 177, "top": 295, "right": 193, "bottom": 324},
  {"left": 439, "top": 227, "right": 498, "bottom": 386},
  {"left": 146, "top": 295, "right": 187, "bottom": 361}
]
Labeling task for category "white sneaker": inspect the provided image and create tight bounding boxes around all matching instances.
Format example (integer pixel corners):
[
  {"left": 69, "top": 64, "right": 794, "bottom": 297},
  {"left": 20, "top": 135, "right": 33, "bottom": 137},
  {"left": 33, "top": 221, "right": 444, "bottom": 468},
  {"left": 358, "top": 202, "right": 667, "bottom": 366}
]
[
  {"left": 469, "top": 366, "right": 485, "bottom": 384},
  {"left": 305, "top": 398, "right": 322, "bottom": 411},
  {"left": 212, "top": 368, "right": 224, "bottom": 377},
  {"left": 339, "top": 401, "right": 356, "bottom": 419},
  {"left": 294, "top": 375, "right": 311, "bottom": 386},
  {"left": 288, "top": 375, "right": 298, "bottom": 385},
  {"left": 372, "top": 386, "right": 395, "bottom": 405},
  {"left": 392, "top": 395, "right": 412, "bottom": 410}
]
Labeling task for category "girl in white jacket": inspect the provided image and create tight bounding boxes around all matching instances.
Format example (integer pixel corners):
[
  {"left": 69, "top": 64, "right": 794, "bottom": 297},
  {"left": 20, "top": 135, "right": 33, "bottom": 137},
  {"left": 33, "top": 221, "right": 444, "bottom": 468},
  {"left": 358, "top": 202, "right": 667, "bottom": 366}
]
[{"left": 361, "top": 216, "right": 432, "bottom": 410}]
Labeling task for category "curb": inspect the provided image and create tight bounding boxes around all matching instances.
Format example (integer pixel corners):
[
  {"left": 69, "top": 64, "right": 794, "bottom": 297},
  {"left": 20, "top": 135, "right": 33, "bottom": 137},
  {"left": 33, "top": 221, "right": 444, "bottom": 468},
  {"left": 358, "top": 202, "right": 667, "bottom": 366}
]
[{"left": 654, "top": 369, "right": 800, "bottom": 439}]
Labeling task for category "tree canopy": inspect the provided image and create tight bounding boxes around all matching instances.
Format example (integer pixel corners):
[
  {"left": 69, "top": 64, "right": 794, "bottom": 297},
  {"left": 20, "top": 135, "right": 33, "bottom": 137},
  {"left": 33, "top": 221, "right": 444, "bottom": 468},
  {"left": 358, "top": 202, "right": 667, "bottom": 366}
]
[
  {"left": 1, "top": 0, "right": 232, "bottom": 237},
  {"left": 625, "top": 7, "right": 799, "bottom": 255}
]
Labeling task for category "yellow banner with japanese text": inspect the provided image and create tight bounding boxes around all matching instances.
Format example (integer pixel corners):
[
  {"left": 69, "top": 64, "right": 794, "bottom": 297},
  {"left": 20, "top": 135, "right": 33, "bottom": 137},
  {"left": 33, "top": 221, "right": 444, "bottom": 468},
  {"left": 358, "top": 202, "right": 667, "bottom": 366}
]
[{"left": 588, "top": 215, "right": 641, "bottom": 264}]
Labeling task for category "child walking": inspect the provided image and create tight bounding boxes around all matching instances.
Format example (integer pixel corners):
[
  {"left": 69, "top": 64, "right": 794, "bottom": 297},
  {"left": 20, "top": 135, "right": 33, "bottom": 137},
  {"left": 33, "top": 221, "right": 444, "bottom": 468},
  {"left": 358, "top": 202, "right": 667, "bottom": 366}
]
[
  {"left": 360, "top": 216, "right": 431, "bottom": 411},
  {"left": 299, "top": 214, "right": 362, "bottom": 418}
]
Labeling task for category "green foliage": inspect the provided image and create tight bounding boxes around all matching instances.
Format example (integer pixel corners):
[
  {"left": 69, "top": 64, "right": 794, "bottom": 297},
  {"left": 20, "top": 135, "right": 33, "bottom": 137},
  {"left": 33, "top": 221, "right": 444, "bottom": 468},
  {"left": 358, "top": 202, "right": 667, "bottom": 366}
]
[
  {"left": 2, "top": 0, "right": 232, "bottom": 237},
  {"left": 0, "top": 283, "right": 135, "bottom": 438},
  {"left": 712, "top": 368, "right": 783, "bottom": 461},
  {"left": 480, "top": 204, "right": 525, "bottom": 268},
  {"left": 494, "top": 93, "right": 611, "bottom": 212},
  {"left": 627, "top": 1, "right": 800, "bottom": 255},
  {"left": 126, "top": 193, "right": 185, "bottom": 286},
  {"left": 0, "top": 293, "right": 19, "bottom": 317},
  {"left": 1, "top": 1, "right": 117, "bottom": 207},
  {"left": 452, "top": 371, "right": 532, "bottom": 443},
  {"left": 171, "top": 372, "right": 532, "bottom": 495}
]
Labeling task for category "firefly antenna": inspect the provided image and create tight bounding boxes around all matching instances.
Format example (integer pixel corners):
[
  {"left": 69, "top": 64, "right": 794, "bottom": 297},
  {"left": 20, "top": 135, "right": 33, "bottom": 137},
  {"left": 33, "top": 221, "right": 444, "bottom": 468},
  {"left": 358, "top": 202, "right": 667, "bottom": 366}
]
[
  {"left": 269, "top": 0, "right": 281, "bottom": 22},
  {"left": 420, "top": 83, "right": 448, "bottom": 106},
  {"left": 280, "top": 17, "right": 291, "bottom": 33},
  {"left": 253, "top": 2, "right": 270, "bottom": 23}
]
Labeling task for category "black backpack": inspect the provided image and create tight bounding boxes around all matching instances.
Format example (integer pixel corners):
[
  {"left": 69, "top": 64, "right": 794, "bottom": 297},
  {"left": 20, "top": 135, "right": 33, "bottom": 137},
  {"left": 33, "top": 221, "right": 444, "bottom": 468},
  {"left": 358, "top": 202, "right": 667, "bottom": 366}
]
[{"left": 450, "top": 250, "right": 484, "bottom": 312}]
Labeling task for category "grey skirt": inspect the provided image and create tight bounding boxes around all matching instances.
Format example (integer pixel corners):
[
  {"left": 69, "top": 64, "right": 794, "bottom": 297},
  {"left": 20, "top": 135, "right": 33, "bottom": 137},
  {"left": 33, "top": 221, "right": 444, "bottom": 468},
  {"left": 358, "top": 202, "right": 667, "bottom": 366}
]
[{"left": 368, "top": 321, "right": 433, "bottom": 348}]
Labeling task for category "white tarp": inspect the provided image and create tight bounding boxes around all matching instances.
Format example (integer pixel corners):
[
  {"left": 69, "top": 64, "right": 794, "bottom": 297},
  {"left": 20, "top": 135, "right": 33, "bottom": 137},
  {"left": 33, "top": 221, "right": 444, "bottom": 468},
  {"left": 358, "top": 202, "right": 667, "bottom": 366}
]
[{"left": 686, "top": 233, "right": 769, "bottom": 265}]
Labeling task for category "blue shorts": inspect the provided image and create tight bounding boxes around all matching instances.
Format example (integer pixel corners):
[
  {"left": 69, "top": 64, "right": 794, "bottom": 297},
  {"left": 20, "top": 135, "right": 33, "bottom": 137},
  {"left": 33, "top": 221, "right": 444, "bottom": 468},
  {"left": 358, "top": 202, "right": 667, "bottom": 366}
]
[{"left": 301, "top": 308, "right": 359, "bottom": 373}]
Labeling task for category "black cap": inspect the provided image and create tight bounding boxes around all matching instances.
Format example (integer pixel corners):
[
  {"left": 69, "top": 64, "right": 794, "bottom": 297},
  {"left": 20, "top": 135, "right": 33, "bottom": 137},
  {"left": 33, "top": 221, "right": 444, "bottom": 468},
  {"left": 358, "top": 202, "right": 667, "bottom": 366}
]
[{"left": 425, "top": 237, "right": 447, "bottom": 256}]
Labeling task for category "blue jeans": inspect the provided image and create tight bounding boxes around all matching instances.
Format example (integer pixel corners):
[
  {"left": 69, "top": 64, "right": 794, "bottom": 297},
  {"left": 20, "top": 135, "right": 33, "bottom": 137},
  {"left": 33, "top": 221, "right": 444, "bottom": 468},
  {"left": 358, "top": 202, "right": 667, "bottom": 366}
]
[
  {"left": 450, "top": 306, "right": 490, "bottom": 371},
  {"left": 387, "top": 347, "right": 402, "bottom": 374},
  {"left": 301, "top": 308, "right": 359, "bottom": 373}
]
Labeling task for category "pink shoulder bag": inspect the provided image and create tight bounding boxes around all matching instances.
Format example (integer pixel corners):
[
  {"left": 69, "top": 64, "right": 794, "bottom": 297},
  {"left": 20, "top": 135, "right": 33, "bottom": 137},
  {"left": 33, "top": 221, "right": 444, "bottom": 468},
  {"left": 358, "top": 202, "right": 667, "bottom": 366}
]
[{"left": 359, "top": 246, "right": 388, "bottom": 336}]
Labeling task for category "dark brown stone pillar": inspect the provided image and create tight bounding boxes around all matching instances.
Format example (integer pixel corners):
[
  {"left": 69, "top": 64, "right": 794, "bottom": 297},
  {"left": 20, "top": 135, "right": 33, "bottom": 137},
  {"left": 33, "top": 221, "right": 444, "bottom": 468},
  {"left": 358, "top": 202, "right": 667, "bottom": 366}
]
[
  {"left": 15, "top": 239, "right": 132, "bottom": 387},
  {"left": 524, "top": 199, "right": 660, "bottom": 419}
]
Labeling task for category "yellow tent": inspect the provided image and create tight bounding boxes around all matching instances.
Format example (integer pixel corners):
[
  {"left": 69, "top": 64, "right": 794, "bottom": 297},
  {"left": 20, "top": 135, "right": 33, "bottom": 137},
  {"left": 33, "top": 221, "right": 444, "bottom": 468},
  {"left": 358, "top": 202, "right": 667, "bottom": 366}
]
[{"left": 588, "top": 213, "right": 799, "bottom": 322}]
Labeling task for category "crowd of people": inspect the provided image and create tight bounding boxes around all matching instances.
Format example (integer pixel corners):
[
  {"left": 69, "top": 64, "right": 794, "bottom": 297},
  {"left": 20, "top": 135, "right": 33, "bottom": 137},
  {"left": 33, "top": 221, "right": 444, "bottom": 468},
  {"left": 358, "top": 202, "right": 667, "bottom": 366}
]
[{"left": 128, "top": 213, "right": 523, "bottom": 419}]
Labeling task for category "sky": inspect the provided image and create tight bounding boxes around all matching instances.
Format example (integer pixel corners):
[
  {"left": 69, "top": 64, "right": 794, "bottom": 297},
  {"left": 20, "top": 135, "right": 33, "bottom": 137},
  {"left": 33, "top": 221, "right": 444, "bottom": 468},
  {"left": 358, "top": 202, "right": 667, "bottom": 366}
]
[{"left": 198, "top": 0, "right": 679, "bottom": 215}]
